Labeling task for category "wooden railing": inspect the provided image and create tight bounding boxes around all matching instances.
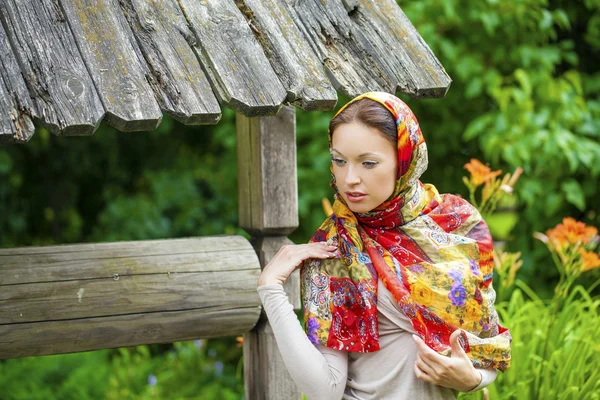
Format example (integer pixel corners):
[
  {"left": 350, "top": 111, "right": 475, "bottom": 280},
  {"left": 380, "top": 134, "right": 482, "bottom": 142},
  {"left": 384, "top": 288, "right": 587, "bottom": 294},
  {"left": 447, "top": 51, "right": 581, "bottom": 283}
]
[{"left": 0, "top": 236, "right": 261, "bottom": 359}]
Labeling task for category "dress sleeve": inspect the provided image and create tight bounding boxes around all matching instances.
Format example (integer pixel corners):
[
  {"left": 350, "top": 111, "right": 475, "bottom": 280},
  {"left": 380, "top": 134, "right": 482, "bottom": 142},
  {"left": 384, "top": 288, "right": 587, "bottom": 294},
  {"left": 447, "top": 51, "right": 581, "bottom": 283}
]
[
  {"left": 257, "top": 283, "right": 348, "bottom": 400},
  {"left": 466, "top": 368, "right": 498, "bottom": 393}
]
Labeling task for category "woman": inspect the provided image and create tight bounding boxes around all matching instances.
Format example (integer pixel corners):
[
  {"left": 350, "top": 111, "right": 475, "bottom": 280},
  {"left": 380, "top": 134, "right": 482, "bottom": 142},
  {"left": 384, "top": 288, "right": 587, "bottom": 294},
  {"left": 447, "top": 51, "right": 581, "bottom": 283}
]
[{"left": 257, "top": 92, "right": 511, "bottom": 399}]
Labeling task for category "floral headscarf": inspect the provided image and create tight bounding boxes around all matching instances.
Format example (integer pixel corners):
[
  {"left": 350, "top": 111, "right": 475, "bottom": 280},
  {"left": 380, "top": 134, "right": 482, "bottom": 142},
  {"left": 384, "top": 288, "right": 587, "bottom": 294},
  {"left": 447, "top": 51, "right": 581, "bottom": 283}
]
[{"left": 300, "top": 92, "right": 511, "bottom": 371}]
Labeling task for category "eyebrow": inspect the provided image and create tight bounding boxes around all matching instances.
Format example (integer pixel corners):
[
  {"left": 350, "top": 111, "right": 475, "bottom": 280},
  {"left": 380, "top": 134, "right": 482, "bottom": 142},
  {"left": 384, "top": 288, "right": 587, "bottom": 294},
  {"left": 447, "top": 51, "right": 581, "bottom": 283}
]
[{"left": 330, "top": 148, "right": 381, "bottom": 158}]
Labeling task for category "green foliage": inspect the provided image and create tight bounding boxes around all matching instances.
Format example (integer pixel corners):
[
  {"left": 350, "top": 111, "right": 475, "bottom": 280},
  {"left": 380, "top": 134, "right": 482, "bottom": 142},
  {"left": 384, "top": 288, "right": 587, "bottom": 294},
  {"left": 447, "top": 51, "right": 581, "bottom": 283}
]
[
  {"left": 459, "top": 281, "right": 600, "bottom": 399},
  {"left": 0, "top": 339, "right": 243, "bottom": 399}
]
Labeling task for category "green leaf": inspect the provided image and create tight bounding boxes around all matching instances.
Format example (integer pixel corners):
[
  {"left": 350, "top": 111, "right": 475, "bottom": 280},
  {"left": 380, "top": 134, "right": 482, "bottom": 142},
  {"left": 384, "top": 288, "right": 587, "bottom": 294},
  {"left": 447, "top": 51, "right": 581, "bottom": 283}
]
[
  {"left": 561, "top": 179, "right": 586, "bottom": 210},
  {"left": 463, "top": 114, "right": 493, "bottom": 140}
]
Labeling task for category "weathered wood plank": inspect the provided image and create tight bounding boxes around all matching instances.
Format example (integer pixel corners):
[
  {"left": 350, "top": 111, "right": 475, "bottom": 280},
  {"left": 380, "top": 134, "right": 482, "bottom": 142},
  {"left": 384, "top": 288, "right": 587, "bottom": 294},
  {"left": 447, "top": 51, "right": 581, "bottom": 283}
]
[
  {"left": 244, "top": 317, "right": 302, "bottom": 400},
  {"left": 0, "top": 20, "right": 36, "bottom": 144},
  {"left": 236, "top": 106, "right": 298, "bottom": 234},
  {"left": 0, "top": 269, "right": 259, "bottom": 324},
  {"left": 0, "top": 236, "right": 255, "bottom": 285},
  {"left": 177, "top": 0, "right": 287, "bottom": 116},
  {"left": 118, "top": 0, "right": 221, "bottom": 124},
  {"left": 234, "top": 0, "right": 337, "bottom": 111},
  {"left": 292, "top": 0, "right": 396, "bottom": 97},
  {"left": 0, "top": 235, "right": 262, "bottom": 359},
  {"left": 59, "top": 0, "right": 162, "bottom": 131},
  {"left": 0, "top": 0, "right": 104, "bottom": 137},
  {"left": 0, "top": 306, "right": 260, "bottom": 359},
  {"left": 352, "top": 0, "right": 451, "bottom": 98}
]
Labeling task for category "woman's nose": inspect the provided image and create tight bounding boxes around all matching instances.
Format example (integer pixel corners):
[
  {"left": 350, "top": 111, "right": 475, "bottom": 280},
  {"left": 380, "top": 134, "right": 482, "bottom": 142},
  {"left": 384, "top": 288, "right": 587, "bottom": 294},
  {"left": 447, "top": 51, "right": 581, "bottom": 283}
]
[{"left": 345, "top": 166, "right": 361, "bottom": 185}]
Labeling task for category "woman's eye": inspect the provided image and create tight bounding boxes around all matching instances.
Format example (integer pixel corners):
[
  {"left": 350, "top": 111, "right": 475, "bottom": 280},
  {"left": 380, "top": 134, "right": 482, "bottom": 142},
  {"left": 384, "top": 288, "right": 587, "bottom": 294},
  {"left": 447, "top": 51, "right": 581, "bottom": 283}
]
[
  {"left": 332, "top": 158, "right": 346, "bottom": 166},
  {"left": 363, "top": 161, "right": 378, "bottom": 168}
]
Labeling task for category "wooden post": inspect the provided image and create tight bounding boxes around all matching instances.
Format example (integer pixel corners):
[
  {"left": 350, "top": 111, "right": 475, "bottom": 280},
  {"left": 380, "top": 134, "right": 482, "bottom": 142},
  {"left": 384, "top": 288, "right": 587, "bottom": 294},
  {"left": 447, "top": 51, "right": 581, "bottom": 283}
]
[{"left": 237, "top": 105, "right": 302, "bottom": 399}]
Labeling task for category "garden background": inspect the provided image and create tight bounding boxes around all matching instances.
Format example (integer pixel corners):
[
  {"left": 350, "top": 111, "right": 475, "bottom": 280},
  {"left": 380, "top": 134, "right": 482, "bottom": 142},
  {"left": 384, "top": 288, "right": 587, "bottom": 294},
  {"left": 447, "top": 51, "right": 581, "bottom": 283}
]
[{"left": 1, "top": 0, "right": 599, "bottom": 398}]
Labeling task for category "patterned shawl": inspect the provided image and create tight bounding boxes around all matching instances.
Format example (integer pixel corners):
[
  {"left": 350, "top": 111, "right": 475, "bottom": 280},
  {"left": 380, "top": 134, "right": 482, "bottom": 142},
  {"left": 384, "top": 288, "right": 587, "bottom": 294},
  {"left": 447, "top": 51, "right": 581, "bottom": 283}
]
[{"left": 300, "top": 92, "right": 511, "bottom": 372}]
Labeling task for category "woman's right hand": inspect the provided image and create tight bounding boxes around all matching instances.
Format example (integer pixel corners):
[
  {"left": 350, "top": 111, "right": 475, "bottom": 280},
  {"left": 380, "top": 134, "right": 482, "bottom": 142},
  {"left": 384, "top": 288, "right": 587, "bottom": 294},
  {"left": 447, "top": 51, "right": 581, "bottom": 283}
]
[{"left": 258, "top": 242, "right": 338, "bottom": 287}]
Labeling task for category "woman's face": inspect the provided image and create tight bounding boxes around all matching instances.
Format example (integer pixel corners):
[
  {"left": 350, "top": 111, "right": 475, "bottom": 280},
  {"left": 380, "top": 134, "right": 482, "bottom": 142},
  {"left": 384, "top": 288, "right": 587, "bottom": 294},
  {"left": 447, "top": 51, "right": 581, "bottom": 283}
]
[{"left": 330, "top": 122, "right": 398, "bottom": 213}]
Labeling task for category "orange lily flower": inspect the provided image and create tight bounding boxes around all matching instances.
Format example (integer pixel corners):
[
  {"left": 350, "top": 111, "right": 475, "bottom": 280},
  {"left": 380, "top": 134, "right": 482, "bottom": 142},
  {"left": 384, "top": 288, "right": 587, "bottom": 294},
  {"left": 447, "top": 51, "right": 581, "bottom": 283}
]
[
  {"left": 579, "top": 249, "right": 600, "bottom": 272},
  {"left": 547, "top": 217, "right": 598, "bottom": 248},
  {"left": 464, "top": 159, "right": 502, "bottom": 187}
]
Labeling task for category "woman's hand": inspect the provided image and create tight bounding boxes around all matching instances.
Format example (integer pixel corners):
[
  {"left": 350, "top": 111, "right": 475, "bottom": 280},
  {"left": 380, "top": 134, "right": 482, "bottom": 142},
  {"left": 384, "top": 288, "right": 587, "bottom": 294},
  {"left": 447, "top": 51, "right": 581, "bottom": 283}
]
[
  {"left": 258, "top": 242, "right": 338, "bottom": 287},
  {"left": 412, "top": 330, "right": 482, "bottom": 392}
]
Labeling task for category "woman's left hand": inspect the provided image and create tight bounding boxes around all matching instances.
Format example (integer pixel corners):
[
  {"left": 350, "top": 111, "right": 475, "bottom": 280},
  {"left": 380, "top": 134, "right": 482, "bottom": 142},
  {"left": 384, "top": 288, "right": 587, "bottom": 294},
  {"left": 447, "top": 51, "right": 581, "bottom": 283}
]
[{"left": 412, "top": 330, "right": 482, "bottom": 392}]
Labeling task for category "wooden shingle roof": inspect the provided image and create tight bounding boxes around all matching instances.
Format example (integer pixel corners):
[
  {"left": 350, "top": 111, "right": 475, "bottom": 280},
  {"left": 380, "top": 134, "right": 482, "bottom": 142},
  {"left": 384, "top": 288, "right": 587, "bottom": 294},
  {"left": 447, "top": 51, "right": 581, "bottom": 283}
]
[{"left": 0, "top": 0, "right": 451, "bottom": 144}]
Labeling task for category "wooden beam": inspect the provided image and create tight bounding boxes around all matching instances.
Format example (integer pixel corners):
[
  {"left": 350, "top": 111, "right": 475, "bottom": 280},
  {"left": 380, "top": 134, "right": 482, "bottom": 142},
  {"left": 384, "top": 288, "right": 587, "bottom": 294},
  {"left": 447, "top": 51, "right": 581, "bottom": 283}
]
[
  {"left": 0, "top": 236, "right": 261, "bottom": 359},
  {"left": 236, "top": 105, "right": 298, "bottom": 235},
  {"left": 237, "top": 106, "right": 302, "bottom": 399}
]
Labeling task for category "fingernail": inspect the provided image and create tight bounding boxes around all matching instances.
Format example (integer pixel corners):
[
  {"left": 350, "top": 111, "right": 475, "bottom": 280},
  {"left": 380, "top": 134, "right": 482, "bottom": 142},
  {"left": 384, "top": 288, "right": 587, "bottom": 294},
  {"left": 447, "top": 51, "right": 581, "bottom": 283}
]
[{"left": 412, "top": 334, "right": 418, "bottom": 341}]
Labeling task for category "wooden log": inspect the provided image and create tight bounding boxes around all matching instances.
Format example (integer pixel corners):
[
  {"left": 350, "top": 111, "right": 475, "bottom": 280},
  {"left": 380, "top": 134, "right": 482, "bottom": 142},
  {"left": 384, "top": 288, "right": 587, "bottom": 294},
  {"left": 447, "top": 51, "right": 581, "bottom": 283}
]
[
  {"left": 118, "top": 0, "right": 221, "bottom": 125},
  {"left": 59, "top": 0, "right": 162, "bottom": 131},
  {"left": 177, "top": 0, "right": 287, "bottom": 117},
  {"left": 234, "top": 0, "right": 337, "bottom": 111},
  {"left": 353, "top": 0, "right": 451, "bottom": 98},
  {"left": 0, "top": 236, "right": 261, "bottom": 359},
  {"left": 0, "top": 0, "right": 104, "bottom": 137},
  {"left": 236, "top": 105, "right": 299, "bottom": 235},
  {"left": 1, "top": 306, "right": 258, "bottom": 360},
  {"left": 0, "top": 19, "right": 36, "bottom": 144}
]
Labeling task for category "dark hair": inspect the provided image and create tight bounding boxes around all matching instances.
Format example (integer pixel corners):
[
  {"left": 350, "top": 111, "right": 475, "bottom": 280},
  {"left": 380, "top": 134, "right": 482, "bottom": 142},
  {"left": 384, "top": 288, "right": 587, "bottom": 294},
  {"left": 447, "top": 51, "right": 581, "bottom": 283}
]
[{"left": 329, "top": 98, "right": 397, "bottom": 145}]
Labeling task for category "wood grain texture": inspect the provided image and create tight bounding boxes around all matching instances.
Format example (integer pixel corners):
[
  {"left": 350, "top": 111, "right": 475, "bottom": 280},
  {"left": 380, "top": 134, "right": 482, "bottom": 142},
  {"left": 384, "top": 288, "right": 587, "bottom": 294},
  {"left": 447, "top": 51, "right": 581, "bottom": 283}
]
[
  {"left": 0, "top": 235, "right": 256, "bottom": 284},
  {"left": 0, "top": 0, "right": 104, "bottom": 137},
  {"left": 0, "top": 19, "right": 35, "bottom": 144},
  {"left": 236, "top": 106, "right": 298, "bottom": 235},
  {"left": 291, "top": 0, "right": 451, "bottom": 98},
  {"left": 353, "top": 0, "right": 451, "bottom": 98},
  {"left": 1, "top": 306, "right": 260, "bottom": 359},
  {"left": 0, "top": 236, "right": 261, "bottom": 359},
  {"left": 59, "top": 0, "right": 162, "bottom": 131},
  {"left": 244, "top": 317, "right": 302, "bottom": 400},
  {"left": 177, "top": 0, "right": 286, "bottom": 116},
  {"left": 292, "top": 0, "right": 395, "bottom": 97},
  {"left": 234, "top": 0, "right": 337, "bottom": 111},
  {"left": 118, "top": 0, "right": 221, "bottom": 124}
]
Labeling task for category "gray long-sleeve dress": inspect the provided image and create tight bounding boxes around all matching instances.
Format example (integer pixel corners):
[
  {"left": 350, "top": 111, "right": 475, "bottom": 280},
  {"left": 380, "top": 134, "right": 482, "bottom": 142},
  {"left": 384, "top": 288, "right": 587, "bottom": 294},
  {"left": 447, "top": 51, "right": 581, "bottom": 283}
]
[{"left": 257, "top": 278, "right": 497, "bottom": 400}]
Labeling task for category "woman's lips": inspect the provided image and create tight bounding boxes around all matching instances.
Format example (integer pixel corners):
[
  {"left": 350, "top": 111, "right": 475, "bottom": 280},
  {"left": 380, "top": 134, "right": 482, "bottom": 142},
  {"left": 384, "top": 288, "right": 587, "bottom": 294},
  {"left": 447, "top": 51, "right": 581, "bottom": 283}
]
[{"left": 346, "top": 192, "right": 367, "bottom": 203}]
